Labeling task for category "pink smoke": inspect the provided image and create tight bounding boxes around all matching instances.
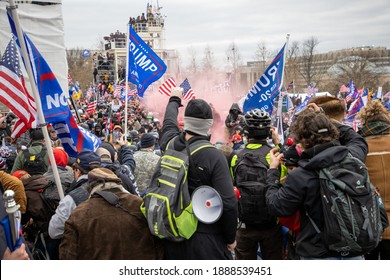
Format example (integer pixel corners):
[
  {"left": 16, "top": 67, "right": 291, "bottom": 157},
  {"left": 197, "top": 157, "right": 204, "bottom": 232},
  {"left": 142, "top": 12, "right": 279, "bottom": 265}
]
[{"left": 142, "top": 74, "right": 248, "bottom": 144}]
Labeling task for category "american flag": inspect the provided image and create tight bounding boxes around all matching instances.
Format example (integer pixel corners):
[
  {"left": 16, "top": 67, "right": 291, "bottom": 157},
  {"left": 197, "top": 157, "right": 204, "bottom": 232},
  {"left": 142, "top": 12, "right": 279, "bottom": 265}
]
[
  {"left": 179, "top": 78, "right": 195, "bottom": 100},
  {"left": 159, "top": 77, "right": 176, "bottom": 96},
  {"left": 86, "top": 86, "right": 94, "bottom": 99},
  {"left": 339, "top": 84, "right": 349, "bottom": 93},
  {"left": 86, "top": 100, "right": 97, "bottom": 114},
  {"left": 286, "top": 80, "right": 294, "bottom": 92},
  {"left": 0, "top": 37, "right": 36, "bottom": 138},
  {"left": 305, "top": 82, "right": 315, "bottom": 97},
  {"left": 114, "top": 84, "right": 124, "bottom": 98}
]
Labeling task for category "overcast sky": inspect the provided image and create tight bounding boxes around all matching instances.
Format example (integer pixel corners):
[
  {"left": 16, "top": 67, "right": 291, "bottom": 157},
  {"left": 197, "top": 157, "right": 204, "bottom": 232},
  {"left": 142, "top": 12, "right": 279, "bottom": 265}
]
[{"left": 62, "top": 0, "right": 390, "bottom": 67}]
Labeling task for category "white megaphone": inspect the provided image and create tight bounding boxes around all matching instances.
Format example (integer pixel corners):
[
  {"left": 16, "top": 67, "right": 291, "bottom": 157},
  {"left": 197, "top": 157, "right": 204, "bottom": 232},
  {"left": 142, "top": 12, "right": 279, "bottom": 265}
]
[{"left": 192, "top": 185, "right": 223, "bottom": 224}]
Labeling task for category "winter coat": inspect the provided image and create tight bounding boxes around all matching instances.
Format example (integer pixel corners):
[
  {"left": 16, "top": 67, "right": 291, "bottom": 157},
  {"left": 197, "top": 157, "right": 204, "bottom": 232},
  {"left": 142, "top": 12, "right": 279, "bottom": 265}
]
[
  {"left": 59, "top": 187, "right": 163, "bottom": 260},
  {"left": 266, "top": 124, "right": 368, "bottom": 258},
  {"left": 0, "top": 171, "right": 27, "bottom": 214},
  {"left": 364, "top": 134, "right": 390, "bottom": 240},
  {"left": 159, "top": 96, "right": 238, "bottom": 259}
]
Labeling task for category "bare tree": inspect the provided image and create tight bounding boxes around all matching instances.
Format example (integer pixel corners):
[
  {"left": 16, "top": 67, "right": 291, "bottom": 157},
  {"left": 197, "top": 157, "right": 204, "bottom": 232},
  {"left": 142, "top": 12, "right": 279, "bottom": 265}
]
[
  {"left": 187, "top": 46, "right": 199, "bottom": 76},
  {"left": 254, "top": 41, "right": 272, "bottom": 71},
  {"left": 298, "top": 36, "right": 327, "bottom": 86},
  {"left": 66, "top": 48, "right": 93, "bottom": 89},
  {"left": 202, "top": 45, "right": 215, "bottom": 72},
  {"left": 284, "top": 40, "right": 300, "bottom": 88},
  {"left": 333, "top": 51, "right": 380, "bottom": 89},
  {"left": 226, "top": 41, "right": 242, "bottom": 73}
]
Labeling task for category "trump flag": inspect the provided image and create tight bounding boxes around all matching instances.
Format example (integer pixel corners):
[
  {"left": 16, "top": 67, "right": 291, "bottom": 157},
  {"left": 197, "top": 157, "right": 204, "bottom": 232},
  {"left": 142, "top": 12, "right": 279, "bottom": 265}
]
[
  {"left": 127, "top": 25, "right": 166, "bottom": 97},
  {"left": 243, "top": 43, "right": 286, "bottom": 114}
]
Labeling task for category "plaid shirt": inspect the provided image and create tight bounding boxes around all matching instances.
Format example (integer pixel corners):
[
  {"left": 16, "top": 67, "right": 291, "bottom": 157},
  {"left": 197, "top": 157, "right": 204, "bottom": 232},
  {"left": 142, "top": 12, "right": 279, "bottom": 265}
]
[{"left": 358, "top": 121, "right": 390, "bottom": 137}]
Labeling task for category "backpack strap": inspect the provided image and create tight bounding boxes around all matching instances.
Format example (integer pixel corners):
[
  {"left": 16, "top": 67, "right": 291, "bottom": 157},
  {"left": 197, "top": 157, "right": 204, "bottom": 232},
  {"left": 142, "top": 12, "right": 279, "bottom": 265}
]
[
  {"left": 233, "top": 144, "right": 271, "bottom": 178},
  {"left": 22, "top": 146, "right": 47, "bottom": 162},
  {"left": 93, "top": 190, "right": 144, "bottom": 221}
]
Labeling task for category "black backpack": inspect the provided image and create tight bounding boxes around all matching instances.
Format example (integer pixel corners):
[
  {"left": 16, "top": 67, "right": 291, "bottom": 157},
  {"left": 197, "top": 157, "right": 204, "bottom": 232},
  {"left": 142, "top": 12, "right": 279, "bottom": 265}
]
[
  {"left": 22, "top": 146, "right": 47, "bottom": 175},
  {"left": 306, "top": 154, "right": 385, "bottom": 257},
  {"left": 233, "top": 143, "right": 275, "bottom": 225}
]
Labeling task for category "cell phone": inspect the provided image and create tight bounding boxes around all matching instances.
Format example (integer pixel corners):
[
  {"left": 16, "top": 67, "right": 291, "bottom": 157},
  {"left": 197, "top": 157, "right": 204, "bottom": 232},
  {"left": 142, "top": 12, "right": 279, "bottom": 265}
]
[{"left": 113, "top": 130, "right": 121, "bottom": 143}]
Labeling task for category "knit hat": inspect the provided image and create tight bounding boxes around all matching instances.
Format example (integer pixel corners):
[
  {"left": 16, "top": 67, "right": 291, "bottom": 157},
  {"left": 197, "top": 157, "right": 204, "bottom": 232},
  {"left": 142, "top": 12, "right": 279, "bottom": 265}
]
[
  {"left": 183, "top": 99, "right": 213, "bottom": 137},
  {"left": 96, "top": 147, "right": 112, "bottom": 163},
  {"left": 75, "top": 150, "right": 101, "bottom": 171},
  {"left": 88, "top": 167, "right": 121, "bottom": 184},
  {"left": 12, "top": 170, "right": 29, "bottom": 179},
  {"left": 140, "top": 133, "right": 156, "bottom": 148},
  {"left": 0, "top": 146, "right": 11, "bottom": 158},
  {"left": 49, "top": 148, "right": 69, "bottom": 167},
  {"left": 99, "top": 142, "right": 116, "bottom": 163},
  {"left": 0, "top": 156, "right": 6, "bottom": 170}
]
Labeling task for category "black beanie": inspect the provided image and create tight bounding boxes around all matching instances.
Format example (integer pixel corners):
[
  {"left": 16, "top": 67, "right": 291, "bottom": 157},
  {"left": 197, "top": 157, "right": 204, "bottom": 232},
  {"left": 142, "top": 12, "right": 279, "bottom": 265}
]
[
  {"left": 183, "top": 99, "right": 213, "bottom": 136},
  {"left": 140, "top": 133, "right": 156, "bottom": 148},
  {"left": 184, "top": 99, "right": 213, "bottom": 119}
]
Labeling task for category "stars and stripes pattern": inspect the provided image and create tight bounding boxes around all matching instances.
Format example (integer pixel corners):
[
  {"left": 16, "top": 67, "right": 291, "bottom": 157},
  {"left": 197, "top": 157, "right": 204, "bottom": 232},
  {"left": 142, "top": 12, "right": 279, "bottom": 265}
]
[
  {"left": 0, "top": 37, "right": 36, "bottom": 138},
  {"left": 158, "top": 77, "right": 176, "bottom": 96},
  {"left": 86, "top": 100, "right": 97, "bottom": 114},
  {"left": 305, "top": 82, "right": 315, "bottom": 97},
  {"left": 179, "top": 78, "right": 195, "bottom": 100},
  {"left": 114, "top": 84, "right": 124, "bottom": 98},
  {"left": 286, "top": 80, "right": 294, "bottom": 92}
]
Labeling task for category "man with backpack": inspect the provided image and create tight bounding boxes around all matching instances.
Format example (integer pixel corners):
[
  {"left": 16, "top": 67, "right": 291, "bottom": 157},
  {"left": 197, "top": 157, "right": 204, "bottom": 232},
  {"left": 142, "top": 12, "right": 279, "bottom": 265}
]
[
  {"left": 230, "top": 108, "right": 287, "bottom": 260},
  {"left": 11, "top": 128, "right": 49, "bottom": 175},
  {"left": 265, "top": 108, "right": 379, "bottom": 259},
  {"left": 151, "top": 87, "right": 238, "bottom": 260}
]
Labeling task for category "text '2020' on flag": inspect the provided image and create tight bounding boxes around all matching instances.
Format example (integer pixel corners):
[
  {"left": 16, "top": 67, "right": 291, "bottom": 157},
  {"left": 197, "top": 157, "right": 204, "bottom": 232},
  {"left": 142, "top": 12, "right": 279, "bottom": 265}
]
[
  {"left": 243, "top": 43, "right": 286, "bottom": 114},
  {"left": 127, "top": 25, "right": 166, "bottom": 97}
]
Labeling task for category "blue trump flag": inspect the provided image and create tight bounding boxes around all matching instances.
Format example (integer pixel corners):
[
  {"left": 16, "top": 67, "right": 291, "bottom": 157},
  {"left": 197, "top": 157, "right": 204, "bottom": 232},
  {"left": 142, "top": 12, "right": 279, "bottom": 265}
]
[
  {"left": 243, "top": 43, "right": 286, "bottom": 113},
  {"left": 7, "top": 11, "right": 69, "bottom": 123},
  {"left": 127, "top": 25, "right": 166, "bottom": 97}
]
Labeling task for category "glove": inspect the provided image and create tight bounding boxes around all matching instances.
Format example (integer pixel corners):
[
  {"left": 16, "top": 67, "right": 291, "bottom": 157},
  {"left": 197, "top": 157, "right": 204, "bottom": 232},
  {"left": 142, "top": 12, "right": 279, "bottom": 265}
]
[{"left": 170, "top": 87, "right": 183, "bottom": 99}]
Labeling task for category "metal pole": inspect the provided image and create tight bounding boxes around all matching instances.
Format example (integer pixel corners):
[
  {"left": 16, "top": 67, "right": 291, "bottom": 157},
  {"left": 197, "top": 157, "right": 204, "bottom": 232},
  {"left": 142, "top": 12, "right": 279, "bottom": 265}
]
[{"left": 8, "top": 1, "right": 64, "bottom": 199}]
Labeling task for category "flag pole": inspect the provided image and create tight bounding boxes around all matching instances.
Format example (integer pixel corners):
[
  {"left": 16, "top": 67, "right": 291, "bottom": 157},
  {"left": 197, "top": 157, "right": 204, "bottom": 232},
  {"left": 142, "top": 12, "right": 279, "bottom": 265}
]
[
  {"left": 123, "top": 23, "right": 130, "bottom": 140},
  {"left": 276, "top": 34, "right": 290, "bottom": 145},
  {"left": 7, "top": 0, "right": 64, "bottom": 199}
]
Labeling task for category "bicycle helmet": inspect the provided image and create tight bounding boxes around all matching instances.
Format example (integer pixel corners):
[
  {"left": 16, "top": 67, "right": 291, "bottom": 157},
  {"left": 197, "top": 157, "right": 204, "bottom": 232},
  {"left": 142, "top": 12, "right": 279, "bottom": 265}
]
[
  {"left": 244, "top": 109, "right": 271, "bottom": 129},
  {"left": 244, "top": 109, "right": 271, "bottom": 139}
]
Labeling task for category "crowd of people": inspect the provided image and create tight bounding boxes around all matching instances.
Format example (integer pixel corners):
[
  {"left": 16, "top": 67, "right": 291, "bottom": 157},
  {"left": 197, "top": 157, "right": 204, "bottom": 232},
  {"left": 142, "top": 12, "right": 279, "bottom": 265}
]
[{"left": 0, "top": 86, "right": 389, "bottom": 260}]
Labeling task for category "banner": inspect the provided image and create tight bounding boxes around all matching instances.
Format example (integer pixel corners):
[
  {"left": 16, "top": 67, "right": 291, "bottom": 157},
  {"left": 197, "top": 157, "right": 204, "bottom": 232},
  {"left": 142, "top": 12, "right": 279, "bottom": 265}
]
[
  {"left": 7, "top": 11, "right": 69, "bottom": 123},
  {"left": 0, "top": 1, "right": 68, "bottom": 96},
  {"left": 127, "top": 25, "right": 166, "bottom": 97},
  {"left": 243, "top": 43, "right": 286, "bottom": 114}
]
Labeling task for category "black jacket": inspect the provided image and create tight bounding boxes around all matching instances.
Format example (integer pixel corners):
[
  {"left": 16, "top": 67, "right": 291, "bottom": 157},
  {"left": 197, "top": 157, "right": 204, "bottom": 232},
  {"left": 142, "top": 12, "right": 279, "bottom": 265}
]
[
  {"left": 266, "top": 124, "right": 368, "bottom": 258},
  {"left": 160, "top": 96, "right": 238, "bottom": 259}
]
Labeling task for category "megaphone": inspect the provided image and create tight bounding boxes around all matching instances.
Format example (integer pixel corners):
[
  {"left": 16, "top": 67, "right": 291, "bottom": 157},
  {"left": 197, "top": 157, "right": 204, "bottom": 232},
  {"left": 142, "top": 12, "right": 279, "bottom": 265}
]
[{"left": 192, "top": 185, "right": 223, "bottom": 224}]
